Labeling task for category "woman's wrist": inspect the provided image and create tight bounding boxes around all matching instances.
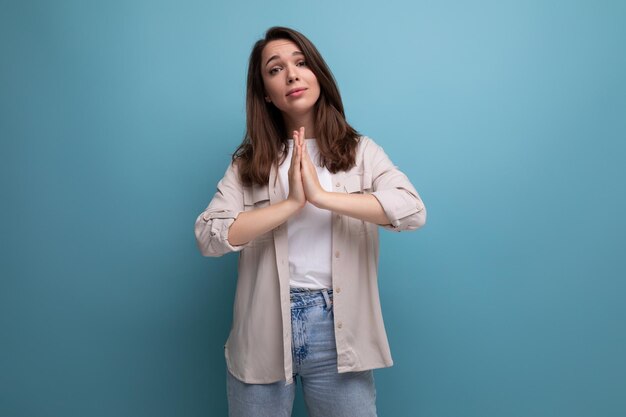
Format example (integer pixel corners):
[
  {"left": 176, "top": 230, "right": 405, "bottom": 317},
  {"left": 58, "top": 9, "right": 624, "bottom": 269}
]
[
  {"left": 284, "top": 197, "right": 306, "bottom": 214},
  {"left": 309, "top": 190, "right": 330, "bottom": 209}
]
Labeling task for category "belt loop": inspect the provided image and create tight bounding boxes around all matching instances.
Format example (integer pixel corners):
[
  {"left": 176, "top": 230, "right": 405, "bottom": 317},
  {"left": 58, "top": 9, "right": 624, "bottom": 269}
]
[{"left": 321, "top": 288, "right": 332, "bottom": 311}]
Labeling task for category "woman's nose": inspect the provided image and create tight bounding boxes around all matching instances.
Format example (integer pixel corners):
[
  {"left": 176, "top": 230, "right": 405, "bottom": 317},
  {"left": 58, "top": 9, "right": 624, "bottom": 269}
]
[{"left": 287, "top": 65, "right": 299, "bottom": 83}]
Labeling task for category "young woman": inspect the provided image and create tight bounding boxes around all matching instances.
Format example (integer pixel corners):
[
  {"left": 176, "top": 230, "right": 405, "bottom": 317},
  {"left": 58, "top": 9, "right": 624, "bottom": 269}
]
[{"left": 195, "top": 26, "right": 426, "bottom": 417}]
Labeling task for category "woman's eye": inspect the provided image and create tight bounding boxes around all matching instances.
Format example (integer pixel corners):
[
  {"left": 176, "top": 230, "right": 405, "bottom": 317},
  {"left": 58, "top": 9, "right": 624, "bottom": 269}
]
[{"left": 269, "top": 61, "right": 306, "bottom": 75}]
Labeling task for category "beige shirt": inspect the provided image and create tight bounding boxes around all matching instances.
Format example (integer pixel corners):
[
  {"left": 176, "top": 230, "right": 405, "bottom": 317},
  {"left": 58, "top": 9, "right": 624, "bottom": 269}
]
[{"left": 194, "top": 135, "right": 427, "bottom": 384}]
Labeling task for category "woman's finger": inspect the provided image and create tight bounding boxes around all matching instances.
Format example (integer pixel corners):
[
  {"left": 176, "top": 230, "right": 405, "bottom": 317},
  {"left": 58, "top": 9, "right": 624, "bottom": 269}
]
[
  {"left": 301, "top": 137, "right": 312, "bottom": 164},
  {"left": 296, "top": 132, "right": 304, "bottom": 169},
  {"left": 291, "top": 130, "right": 298, "bottom": 165},
  {"left": 300, "top": 127, "right": 305, "bottom": 151}
]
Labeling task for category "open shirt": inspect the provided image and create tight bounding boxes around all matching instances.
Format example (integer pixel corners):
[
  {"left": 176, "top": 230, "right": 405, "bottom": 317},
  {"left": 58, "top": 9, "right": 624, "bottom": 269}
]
[{"left": 194, "top": 135, "right": 427, "bottom": 384}]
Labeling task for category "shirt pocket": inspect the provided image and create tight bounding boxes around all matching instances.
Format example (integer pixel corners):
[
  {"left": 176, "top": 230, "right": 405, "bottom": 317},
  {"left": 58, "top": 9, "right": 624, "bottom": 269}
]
[
  {"left": 343, "top": 171, "right": 373, "bottom": 193},
  {"left": 242, "top": 185, "right": 273, "bottom": 245},
  {"left": 342, "top": 172, "right": 374, "bottom": 235}
]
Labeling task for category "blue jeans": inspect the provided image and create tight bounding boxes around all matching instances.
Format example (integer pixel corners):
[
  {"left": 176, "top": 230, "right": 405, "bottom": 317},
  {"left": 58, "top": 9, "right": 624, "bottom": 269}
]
[{"left": 227, "top": 288, "right": 378, "bottom": 417}]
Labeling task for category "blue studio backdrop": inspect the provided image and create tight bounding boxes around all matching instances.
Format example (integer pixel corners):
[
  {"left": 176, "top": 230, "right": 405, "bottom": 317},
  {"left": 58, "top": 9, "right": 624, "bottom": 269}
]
[{"left": 1, "top": 1, "right": 625, "bottom": 416}]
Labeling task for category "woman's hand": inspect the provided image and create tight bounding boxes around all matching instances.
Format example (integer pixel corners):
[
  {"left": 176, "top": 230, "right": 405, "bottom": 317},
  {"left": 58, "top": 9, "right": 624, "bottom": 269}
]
[
  {"left": 296, "top": 127, "right": 327, "bottom": 207},
  {"left": 287, "top": 128, "right": 307, "bottom": 209}
]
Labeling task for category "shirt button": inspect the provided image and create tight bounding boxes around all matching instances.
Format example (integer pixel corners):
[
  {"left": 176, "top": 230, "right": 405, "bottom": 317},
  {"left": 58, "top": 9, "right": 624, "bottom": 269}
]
[
  {"left": 335, "top": 182, "right": 341, "bottom": 188},
  {"left": 335, "top": 251, "right": 340, "bottom": 258},
  {"left": 337, "top": 321, "right": 343, "bottom": 329},
  {"left": 335, "top": 287, "right": 341, "bottom": 293}
]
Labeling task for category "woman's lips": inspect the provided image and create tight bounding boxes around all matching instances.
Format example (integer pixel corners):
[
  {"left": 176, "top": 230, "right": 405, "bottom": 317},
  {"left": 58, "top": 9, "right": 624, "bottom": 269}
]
[{"left": 287, "top": 88, "right": 306, "bottom": 97}]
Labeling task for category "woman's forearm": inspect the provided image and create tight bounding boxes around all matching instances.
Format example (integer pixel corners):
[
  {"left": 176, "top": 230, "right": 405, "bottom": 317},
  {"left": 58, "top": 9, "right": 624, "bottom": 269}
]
[
  {"left": 228, "top": 199, "right": 302, "bottom": 246},
  {"left": 312, "top": 192, "right": 391, "bottom": 225}
]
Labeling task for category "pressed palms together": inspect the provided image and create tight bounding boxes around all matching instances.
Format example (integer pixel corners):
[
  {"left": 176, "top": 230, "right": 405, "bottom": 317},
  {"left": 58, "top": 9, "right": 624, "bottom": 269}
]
[{"left": 287, "top": 126, "right": 325, "bottom": 208}]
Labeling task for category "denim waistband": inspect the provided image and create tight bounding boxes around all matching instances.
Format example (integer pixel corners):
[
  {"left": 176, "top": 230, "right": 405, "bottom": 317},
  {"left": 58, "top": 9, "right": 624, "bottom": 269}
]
[{"left": 290, "top": 287, "right": 333, "bottom": 310}]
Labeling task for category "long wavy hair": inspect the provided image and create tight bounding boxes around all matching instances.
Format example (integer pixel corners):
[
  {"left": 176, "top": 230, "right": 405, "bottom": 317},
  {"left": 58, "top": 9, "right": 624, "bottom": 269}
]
[{"left": 233, "top": 26, "right": 361, "bottom": 186}]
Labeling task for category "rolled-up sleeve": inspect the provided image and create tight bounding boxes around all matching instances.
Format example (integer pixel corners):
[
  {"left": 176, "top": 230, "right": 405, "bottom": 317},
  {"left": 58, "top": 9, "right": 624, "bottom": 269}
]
[
  {"left": 367, "top": 138, "right": 427, "bottom": 231},
  {"left": 194, "top": 160, "right": 251, "bottom": 257}
]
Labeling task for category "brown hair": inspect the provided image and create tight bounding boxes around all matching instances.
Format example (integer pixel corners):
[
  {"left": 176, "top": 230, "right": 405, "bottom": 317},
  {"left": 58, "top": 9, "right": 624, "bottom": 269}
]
[{"left": 232, "top": 26, "right": 361, "bottom": 186}]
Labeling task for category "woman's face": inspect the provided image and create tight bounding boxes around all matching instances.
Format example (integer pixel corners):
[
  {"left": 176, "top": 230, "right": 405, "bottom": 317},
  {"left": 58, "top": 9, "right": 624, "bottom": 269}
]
[{"left": 261, "top": 39, "right": 321, "bottom": 122}]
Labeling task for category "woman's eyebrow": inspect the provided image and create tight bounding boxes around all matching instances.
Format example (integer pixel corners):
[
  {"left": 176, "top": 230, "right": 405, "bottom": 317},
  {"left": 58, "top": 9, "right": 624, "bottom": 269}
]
[{"left": 265, "top": 51, "right": 304, "bottom": 68}]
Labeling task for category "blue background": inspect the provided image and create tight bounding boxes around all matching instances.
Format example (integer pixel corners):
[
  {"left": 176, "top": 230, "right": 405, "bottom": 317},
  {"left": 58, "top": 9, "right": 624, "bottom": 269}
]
[{"left": 2, "top": 0, "right": 625, "bottom": 416}]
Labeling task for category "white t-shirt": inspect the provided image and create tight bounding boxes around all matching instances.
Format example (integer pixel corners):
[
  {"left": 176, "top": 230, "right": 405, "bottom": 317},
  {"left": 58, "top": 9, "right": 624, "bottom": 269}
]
[{"left": 278, "top": 138, "right": 333, "bottom": 289}]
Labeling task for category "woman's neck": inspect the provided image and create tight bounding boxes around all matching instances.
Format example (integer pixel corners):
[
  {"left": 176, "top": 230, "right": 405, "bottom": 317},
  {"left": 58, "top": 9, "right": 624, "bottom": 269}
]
[{"left": 282, "top": 115, "right": 316, "bottom": 139}]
